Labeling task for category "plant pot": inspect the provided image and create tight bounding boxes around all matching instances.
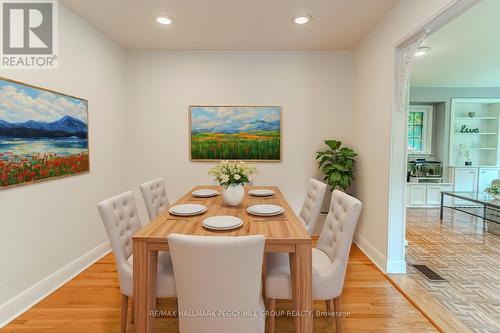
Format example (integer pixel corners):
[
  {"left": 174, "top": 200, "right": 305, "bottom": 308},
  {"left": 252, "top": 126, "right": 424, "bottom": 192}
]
[
  {"left": 320, "top": 188, "right": 332, "bottom": 213},
  {"left": 223, "top": 183, "right": 245, "bottom": 206}
]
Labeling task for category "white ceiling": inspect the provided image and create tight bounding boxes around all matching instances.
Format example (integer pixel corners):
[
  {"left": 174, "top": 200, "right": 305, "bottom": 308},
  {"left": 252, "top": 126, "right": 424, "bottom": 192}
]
[
  {"left": 59, "top": 0, "right": 398, "bottom": 50},
  {"left": 411, "top": 0, "right": 500, "bottom": 87}
]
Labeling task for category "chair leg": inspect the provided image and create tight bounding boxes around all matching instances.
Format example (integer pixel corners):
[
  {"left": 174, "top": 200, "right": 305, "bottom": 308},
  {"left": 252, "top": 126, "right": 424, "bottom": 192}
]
[
  {"left": 268, "top": 298, "right": 276, "bottom": 333},
  {"left": 120, "top": 294, "right": 128, "bottom": 333},
  {"left": 325, "top": 299, "right": 334, "bottom": 324},
  {"left": 262, "top": 261, "right": 267, "bottom": 299},
  {"left": 333, "top": 297, "right": 342, "bottom": 333},
  {"left": 130, "top": 298, "right": 134, "bottom": 324}
]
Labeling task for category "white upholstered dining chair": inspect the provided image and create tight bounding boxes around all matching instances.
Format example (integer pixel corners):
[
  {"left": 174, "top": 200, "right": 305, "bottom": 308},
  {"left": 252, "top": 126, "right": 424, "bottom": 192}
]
[
  {"left": 97, "top": 191, "right": 176, "bottom": 333},
  {"left": 298, "top": 178, "right": 328, "bottom": 235},
  {"left": 266, "top": 190, "right": 362, "bottom": 333},
  {"left": 140, "top": 178, "right": 170, "bottom": 221},
  {"left": 168, "top": 234, "right": 266, "bottom": 333}
]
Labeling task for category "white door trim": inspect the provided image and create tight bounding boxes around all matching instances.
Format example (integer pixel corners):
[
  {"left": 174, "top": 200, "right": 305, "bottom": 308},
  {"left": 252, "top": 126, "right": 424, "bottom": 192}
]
[{"left": 387, "top": 0, "right": 480, "bottom": 273}]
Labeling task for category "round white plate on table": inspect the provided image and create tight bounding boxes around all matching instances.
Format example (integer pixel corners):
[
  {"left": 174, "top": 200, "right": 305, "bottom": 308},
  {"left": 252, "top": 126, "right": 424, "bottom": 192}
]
[
  {"left": 192, "top": 189, "right": 220, "bottom": 198},
  {"left": 247, "top": 204, "right": 284, "bottom": 217},
  {"left": 202, "top": 216, "right": 243, "bottom": 230},
  {"left": 248, "top": 189, "right": 275, "bottom": 197},
  {"left": 169, "top": 204, "right": 207, "bottom": 216}
]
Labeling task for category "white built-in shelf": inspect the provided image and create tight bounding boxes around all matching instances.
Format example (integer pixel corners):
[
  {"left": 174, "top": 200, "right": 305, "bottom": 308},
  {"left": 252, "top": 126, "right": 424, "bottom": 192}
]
[
  {"left": 454, "top": 147, "right": 496, "bottom": 150},
  {"left": 449, "top": 98, "right": 500, "bottom": 167},
  {"left": 454, "top": 132, "right": 497, "bottom": 135},
  {"left": 455, "top": 117, "right": 498, "bottom": 120}
]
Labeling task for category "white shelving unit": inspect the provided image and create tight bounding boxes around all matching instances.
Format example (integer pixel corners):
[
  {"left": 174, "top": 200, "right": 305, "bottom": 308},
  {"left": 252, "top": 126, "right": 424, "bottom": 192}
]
[{"left": 449, "top": 98, "right": 500, "bottom": 166}]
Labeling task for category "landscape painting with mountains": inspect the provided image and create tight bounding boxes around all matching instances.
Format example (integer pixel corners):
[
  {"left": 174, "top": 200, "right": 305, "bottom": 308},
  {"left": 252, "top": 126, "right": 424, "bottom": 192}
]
[
  {"left": 190, "top": 106, "right": 281, "bottom": 160},
  {"left": 0, "top": 78, "right": 89, "bottom": 188}
]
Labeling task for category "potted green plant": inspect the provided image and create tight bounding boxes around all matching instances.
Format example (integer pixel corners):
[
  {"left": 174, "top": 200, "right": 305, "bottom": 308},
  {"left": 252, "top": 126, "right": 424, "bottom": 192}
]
[
  {"left": 316, "top": 140, "right": 357, "bottom": 192},
  {"left": 485, "top": 183, "right": 500, "bottom": 200}
]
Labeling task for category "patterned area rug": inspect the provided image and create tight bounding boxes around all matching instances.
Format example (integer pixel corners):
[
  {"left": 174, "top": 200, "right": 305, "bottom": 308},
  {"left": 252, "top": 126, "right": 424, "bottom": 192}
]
[{"left": 406, "top": 208, "right": 500, "bottom": 333}]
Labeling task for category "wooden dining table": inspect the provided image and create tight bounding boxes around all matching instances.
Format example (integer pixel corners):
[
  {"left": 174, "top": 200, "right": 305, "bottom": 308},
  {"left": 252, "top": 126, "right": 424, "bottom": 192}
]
[{"left": 133, "top": 185, "right": 313, "bottom": 333}]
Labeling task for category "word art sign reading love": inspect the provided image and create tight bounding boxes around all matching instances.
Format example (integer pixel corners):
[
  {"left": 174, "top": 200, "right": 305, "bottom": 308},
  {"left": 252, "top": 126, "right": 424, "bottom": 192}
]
[{"left": 460, "top": 125, "right": 480, "bottom": 134}]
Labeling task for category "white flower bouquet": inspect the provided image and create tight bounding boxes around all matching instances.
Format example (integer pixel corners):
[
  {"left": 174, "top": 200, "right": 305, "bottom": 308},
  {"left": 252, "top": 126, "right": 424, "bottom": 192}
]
[{"left": 208, "top": 160, "right": 257, "bottom": 187}]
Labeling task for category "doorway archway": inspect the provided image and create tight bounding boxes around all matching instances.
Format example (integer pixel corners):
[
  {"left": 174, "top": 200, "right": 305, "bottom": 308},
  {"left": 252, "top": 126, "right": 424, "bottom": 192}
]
[{"left": 386, "top": 0, "right": 480, "bottom": 273}]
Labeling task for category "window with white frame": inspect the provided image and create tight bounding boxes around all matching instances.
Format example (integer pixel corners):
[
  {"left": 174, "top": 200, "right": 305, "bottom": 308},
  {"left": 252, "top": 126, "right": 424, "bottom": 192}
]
[{"left": 408, "top": 105, "right": 433, "bottom": 155}]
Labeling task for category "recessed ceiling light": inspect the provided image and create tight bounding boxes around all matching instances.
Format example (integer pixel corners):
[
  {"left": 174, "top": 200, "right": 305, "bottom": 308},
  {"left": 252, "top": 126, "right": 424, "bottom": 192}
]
[
  {"left": 414, "top": 47, "right": 430, "bottom": 57},
  {"left": 292, "top": 15, "right": 312, "bottom": 25},
  {"left": 156, "top": 16, "right": 174, "bottom": 25}
]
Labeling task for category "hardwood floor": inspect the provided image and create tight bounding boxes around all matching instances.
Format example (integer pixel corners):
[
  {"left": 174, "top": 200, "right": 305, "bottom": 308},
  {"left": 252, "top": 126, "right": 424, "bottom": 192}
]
[{"left": 1, "top": 245, "right": 437, "bottom": 333}]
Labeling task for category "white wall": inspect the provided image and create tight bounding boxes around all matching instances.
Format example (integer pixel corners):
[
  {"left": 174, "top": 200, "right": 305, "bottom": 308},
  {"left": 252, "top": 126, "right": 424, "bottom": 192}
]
[
  {"left": 351, "top": 0, "right": 459, "bottom": 272},
  {"left": 125, "top": 51, "right": 354, "bottom": 216},
  {"left": 433, "top": 102, "right": 447, "bottom": 171},
  {"left": 0, "top": 5, "right": 127, "bottom": 324}
]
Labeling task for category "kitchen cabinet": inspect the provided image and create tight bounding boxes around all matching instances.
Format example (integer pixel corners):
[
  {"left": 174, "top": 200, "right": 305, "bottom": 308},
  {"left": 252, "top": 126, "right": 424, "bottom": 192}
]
[
  {"left": 449, "top": 167, "right": 500, "bottom": 205},
  {"left": 478, "top": 168, "right": 500, "bottom": 192},
  {"left": 453, "top": 167, "right": 478, "bottom": 192},
  {"left": 406, "top": 183, "right": 453, "bottom": 207},
  {"left": 426, "top": 185, "right": 453, "bottom": 205},
  {"left": 408, "top": 185, "right": 426, "bottom": 206},
  {"left": 449, "top": 167, "right": 500, "bottom": 192},
  {"left": 407, "top": 167, "right": 500, "bottom": 207}
]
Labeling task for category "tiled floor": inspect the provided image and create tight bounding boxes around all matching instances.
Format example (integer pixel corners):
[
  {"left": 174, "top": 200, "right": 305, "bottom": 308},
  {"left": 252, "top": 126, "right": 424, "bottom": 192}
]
[{"left": 406, "top": 208, "right": 500, "bottom": 333}]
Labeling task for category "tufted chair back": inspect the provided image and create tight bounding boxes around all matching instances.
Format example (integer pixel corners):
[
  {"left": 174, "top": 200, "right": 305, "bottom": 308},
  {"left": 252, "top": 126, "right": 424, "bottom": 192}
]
[
  {"left": 98, "top": 191, "right": 142, "bottom": 295},
  {"left": 298, "top": 179, "right": 327, "bottom": 234},
  {"left": 168, "top": 234, "right": 266, "bottom": 333},
  {"left": 316, "top": 191, "right": 362, "bottom": 291},
  {"left": 140, "top": 178, "right": 170, "bottom": 221}
]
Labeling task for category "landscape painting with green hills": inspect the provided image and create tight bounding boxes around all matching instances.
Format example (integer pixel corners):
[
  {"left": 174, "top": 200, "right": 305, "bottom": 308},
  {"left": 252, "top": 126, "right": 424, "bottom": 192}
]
[{"left": 190, "top": 106, "right": 281, "bottom": 161}]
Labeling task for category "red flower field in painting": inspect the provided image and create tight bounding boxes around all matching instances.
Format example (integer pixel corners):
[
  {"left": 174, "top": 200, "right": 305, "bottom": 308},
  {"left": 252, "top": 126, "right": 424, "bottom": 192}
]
[{"left": 0, "top": 153, "right": 89, "bottom": 188}]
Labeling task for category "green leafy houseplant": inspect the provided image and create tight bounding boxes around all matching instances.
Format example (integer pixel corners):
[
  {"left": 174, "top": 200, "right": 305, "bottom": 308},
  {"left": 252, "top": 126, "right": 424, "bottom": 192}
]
[
  {"left": 316, "top": 140, "right": 357, "bottom": 191},
  {"left": 485, "top": 184, "right": 500, "bottom": 198}
]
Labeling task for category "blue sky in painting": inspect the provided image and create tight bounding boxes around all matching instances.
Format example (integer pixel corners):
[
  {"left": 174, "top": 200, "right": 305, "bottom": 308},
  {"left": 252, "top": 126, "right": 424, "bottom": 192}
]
[
  {"left": 191, "top": 106, "right": 280, "bottom": 134},
  {"left": 0, "top": 79, "right": 88, "bottom": 124}
]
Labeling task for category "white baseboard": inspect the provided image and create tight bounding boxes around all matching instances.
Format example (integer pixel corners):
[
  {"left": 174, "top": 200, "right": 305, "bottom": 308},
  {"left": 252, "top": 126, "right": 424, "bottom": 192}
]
[
  {"left": 354, "top": 234, "right": 387, "bottom": 273},
  {"left": 0, "top": 241, "right": 111, "bottom": 328}
]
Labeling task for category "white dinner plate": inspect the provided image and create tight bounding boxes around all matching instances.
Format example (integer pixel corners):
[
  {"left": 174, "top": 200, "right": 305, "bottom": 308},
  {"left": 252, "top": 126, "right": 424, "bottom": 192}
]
[
  {"left": 192, "top": 189, "right": 220, "bottom": 198},
  {"left": 248, "top": 189, "right": 275, "bottom": 197},
  {"left": 202, "top": 216, "right": 243, "bottom": 230},
  {"left": 169, "top": 204, "right": 207, "bottom": 216},
  {"left": 247, "top": 204, "right": 284, "bottom": 217}
]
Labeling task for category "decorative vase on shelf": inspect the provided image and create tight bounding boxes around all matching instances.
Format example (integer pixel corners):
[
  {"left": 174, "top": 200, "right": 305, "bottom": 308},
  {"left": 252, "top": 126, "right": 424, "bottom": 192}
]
[{"left": 222, "top": 183, "right": 245, "bottom": 206}]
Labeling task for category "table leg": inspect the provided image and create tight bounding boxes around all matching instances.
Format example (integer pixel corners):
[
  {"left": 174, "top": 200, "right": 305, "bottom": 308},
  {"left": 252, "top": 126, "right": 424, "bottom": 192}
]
[
  {"left": 483, "top": 205, "right": 487, "bottom": 230},
  {"left": 440, "top": 193, "right": 444, "bottom": 220},
  {"left": 133, "top": 240, "right": 158, "bottom": 333},
  {"left": 289, "top": 243, "right": 313, "bottom": 333}
]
